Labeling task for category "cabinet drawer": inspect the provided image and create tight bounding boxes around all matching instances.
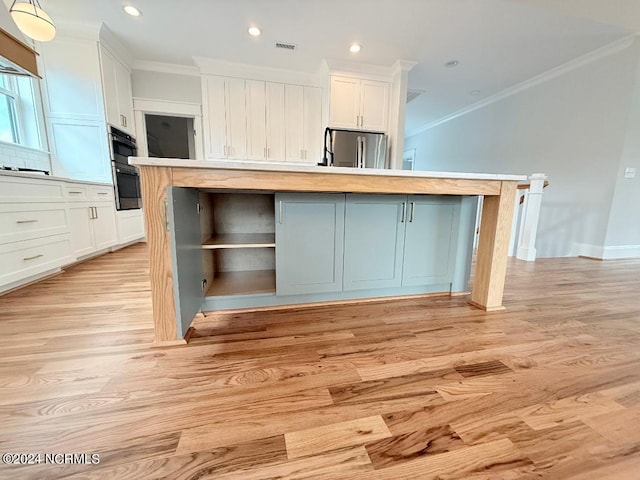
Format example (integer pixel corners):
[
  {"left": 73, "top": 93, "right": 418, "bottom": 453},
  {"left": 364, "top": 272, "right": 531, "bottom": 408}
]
[
  {"left": 0, "top": 204, "right": 69, "bottom": 244},
  {"left": 0, "top": 235, "right": 72, "bottom": 288},
  {"left": 64, "top": 185, "right": 89, "bottom": 201},
  {"left": 88, "top": 185, "right": 114, "bottom": 202},
  {"left": 0, "top": 176, "right": 65, "bottom": 203}
]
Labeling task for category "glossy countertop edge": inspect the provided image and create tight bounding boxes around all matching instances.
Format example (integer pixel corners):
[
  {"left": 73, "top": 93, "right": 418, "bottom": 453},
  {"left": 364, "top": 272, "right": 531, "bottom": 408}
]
[
  {"left": 0, "top": 170, "right": 113, "bottom": 186},
  {"left": 128, "top": 158, "right": 528, "bottom": 182}
]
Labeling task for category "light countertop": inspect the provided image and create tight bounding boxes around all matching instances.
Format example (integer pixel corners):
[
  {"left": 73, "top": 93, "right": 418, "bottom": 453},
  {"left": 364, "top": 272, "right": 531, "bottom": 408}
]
[
  {"left": 0, "top": 170, "right": 113, "bottom": 186},
  {"left": 129, "top": 158, "right": 527, "bottom": 182}
]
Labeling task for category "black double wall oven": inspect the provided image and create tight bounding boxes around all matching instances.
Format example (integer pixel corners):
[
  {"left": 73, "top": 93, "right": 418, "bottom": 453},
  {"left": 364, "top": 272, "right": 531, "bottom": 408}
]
[{"left": 110, "top": 126, "right": 142, "bottom": 210}]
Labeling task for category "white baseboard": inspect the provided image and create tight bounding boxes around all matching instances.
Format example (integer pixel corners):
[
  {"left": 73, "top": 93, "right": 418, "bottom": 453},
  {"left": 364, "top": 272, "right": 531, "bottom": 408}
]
[
  {"left": 602, "top": 245, "right": 640, "bottom": 260},
  {"left": 573, "top": 243, "right": 640, "bottom": 260}
]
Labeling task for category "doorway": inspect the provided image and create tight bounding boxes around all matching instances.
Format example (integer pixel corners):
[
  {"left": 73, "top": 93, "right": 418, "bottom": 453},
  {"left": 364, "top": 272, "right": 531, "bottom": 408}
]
[{"left": 144, "top": 114, "right": 195, "bottom": 159}]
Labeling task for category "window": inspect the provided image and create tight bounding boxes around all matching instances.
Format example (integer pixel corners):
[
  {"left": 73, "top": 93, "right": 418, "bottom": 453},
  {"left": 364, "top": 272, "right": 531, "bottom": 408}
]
[
  {"left": 0, "top": 73, "right": 44, "bottom": 150},
  {"left": 0, "top": 75, "right": 19, "bottom": 143}
]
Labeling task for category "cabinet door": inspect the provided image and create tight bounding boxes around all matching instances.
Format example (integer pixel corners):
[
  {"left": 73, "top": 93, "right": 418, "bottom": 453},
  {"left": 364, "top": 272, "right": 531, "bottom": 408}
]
[
  {"left": 275, "top": 193, "right": 345, "bottom": 296},
  {"left": 303, "top": 87, "right": 322, "bottom": 164},
  {"left": 99, "top": 46, "right": 120, "bottom": 128},
  {"left": 49, "top": 119, "right": 112, "bottom": 184},
  {"left": 329, "top": 76, "right": 360, "bottom": 129},
  {"left": 266, "top": 82, "right": 286, "bottom": 161},
  {"left": 245, "top": 80, "right": 267, "bottom": 161},
  {"left": 402, "top": 196, "right": 460, "bottom": 286},
  {"left": 225, "top": 78, "right": 247, "bottom": 159},
  {"left": 115, "top": 60, "right": 135, "bottom": 136},
  {"left": 92, "top": 204, "right": 118, "bottom": 251},
  {"left": 168, "top": 187, "right": 204, "bottom": 338},
  {"left": 203, "top": 76, "right": 227, "bottom": 159},
  {"left": 41, "top": 38, "right": 105, "bottom": 122},
  {"left": 284, "top": 84, "right": 304, "bottom": 163},
  {"left": 68, "top": 205, "right": 95, "bottom": 258},
  {"left": 360, "top": 80, "right": 389, "bottom": 132},
  {"left": 343, "top": 195, "right": 406, "bottom": 291}
]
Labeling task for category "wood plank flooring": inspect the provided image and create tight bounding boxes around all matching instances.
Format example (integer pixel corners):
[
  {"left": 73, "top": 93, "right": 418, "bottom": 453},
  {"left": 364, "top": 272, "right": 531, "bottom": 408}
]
[{"left": 0, "top": 243, "right": 639, "bottom": 479}]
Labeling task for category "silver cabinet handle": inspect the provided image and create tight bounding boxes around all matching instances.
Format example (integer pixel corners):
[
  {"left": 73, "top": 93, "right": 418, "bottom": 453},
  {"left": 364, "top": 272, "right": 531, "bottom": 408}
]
[
  {"left": 23, "top": 254, "right": 43, "bottom": 261},
  {"left": 123, "top": 116, "right": 127, "bottom": 127},
  {"left": 97, "top": 192, "right": 108, "bottom": 196},
  {"left": 401, "top": 202, "right": 406, "bottom": 223},
  {"left": 279, "top": 200, "right": 283, "bottom": 224},
  {"left": 68, "top": 191, "right": 82, "bottom": 194},
  {"left": 410, "top": 202, "right": 415, "bottom": 223},
  {"left": 16, "top": 219, "right": 38, "bottom": 224},
  {"left": 264, "top": 147, "right": 267, "bottom": 158},
  {"left": 94, "top": 207, "right": 98, "bottom": 219}
]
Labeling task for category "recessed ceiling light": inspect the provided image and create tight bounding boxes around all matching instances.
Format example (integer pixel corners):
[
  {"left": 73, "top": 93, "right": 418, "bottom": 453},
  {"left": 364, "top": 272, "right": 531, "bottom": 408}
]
[
  {"left": 248, "top": 26, "right": 261, "bottom": 37},
  {"left": 470, "top": 90, "right": 481, "bottom": 96},
  {"left": 445, "top": 60, "right": 459, "bottom": 68},
  {"left": 123, "top": 5, "right": 141, "bottom": 17},
  {"left": 350, "top": 43, "right": 361, "bottom": 53}
]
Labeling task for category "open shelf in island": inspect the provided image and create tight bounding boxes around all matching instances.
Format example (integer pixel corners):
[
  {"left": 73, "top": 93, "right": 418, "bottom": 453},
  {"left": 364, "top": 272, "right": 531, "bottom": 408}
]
[
  {"left": 202, "top": 233, "right": 276, "bottom": 249},
  {"left": 206, "top": 269, "right": 276, "bottom": 297}
]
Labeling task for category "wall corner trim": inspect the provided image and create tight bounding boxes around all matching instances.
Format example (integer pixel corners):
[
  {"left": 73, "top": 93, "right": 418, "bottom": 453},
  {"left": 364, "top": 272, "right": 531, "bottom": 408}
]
[{"left": 406, "top": 35, "right": 636, "bottom": 138}]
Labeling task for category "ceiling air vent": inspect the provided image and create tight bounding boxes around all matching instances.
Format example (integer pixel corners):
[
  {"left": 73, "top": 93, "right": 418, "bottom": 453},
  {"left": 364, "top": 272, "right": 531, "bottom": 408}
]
[
  {"left": 275, "top": 42, "right": 297, "bottom": 51},
  {"left": 406, "top": 89, "right": 425, "bottom": 103}
]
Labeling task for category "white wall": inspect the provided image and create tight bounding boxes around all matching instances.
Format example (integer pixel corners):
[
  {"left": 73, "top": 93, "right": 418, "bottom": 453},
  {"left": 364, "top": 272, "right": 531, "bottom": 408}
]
[
  {"left": 604, "top": 50, "right": 640, "bottom": 254},
  {"left": 131, "top": 70, "right": 201, "bottom": 104},
  {"left": 405, "top": 41, "right": 640, "bottom": 258}
]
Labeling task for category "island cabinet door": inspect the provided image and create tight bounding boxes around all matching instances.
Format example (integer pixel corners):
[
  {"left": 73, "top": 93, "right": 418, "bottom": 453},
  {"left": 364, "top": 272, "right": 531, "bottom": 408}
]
[
  {"left": 275, "top": 193, "right": 345, "bottom": 296},
  {"left": 402, "top": 196, "right": 461, "bottom": 287},
  {"left": 343, "top": 194, "right": 406, "bottom": 291},
  {"left": 167, "top": 187, "right": 204, "bottom": 338}
]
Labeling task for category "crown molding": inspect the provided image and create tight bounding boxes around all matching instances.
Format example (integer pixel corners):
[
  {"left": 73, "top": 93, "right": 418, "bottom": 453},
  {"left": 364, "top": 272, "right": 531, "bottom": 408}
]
[
  {"left": 193, "top": 56, "right": 323, "bottom": 86},
  {"left": 132, "top": 60, "right": 200, "bottom": 77},
  {"left": 393, "top": 59, "right": 418, "bottom": 74},
  {"left": 323, "top": 58, "right": 396, "bottom": 81},
  {"left": 406, "top": 35, "right": 636, "bottom": 138},
  {"left": 53, "top": 20, "right": 101, "bottom": 41}
]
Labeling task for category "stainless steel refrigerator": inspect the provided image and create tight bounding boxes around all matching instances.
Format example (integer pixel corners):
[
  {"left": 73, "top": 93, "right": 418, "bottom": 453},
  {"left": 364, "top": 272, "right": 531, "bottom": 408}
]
[{"left": 326, "top": 129, "right": 388, "bottom": 169}]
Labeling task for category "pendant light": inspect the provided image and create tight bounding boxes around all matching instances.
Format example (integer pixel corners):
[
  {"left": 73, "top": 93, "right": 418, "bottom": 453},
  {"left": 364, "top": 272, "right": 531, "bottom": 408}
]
[{"left": 9, "top": 0, "right": 56, "bottom": 42}]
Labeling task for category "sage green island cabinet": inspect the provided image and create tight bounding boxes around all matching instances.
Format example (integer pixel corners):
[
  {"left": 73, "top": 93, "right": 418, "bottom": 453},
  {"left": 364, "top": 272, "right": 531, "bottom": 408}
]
[{"left": 275, "top": 193, "right": 345, "bottom": 295}]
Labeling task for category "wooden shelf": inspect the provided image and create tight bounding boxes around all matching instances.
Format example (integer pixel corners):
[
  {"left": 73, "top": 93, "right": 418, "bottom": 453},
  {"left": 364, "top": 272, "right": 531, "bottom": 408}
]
[
  {"left": 202, "top": 233, "right": 276, "bottom": 249},
  {"left": 206, "top": 270, "right": 276, "bottom": 297}
]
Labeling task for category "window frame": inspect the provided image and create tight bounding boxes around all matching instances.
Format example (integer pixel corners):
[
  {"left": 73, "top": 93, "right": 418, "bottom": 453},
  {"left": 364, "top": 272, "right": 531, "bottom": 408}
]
[{"left": 0, "top": 75, "right": 21, "bottom": 144}]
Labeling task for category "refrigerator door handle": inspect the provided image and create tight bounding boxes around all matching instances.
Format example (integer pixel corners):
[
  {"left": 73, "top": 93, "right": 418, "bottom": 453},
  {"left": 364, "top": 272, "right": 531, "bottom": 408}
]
[{"left": 361, "top": 135, "right": 367, "bottom": 168}]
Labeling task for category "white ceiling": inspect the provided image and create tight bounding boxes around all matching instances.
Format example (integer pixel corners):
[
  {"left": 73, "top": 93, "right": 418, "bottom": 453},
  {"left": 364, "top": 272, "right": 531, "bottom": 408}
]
[{"left": 11, "top": 1, "right": 637, "bottom": 133}]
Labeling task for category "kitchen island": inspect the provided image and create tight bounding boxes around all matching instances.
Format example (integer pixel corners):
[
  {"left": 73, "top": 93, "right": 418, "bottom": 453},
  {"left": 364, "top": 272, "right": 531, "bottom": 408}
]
[{"left": 130, "top": 158, "right": 526, "bottom": 345}]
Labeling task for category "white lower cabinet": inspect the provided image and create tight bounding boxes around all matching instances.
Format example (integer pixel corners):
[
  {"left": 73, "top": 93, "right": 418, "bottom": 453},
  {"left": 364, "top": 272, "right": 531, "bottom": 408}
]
[
  {"left": 1, "top": 175, "right": 139, "bottom": 293},
  {"left": 68, "top": 203, "right": 117, "bottom": 259},
  {"left": 116, "top": 209, "right": 145, "bottom": 245}
]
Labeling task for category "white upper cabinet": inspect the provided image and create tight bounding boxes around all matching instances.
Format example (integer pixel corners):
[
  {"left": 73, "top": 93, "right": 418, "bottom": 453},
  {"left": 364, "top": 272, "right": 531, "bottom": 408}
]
[
  {"left": 204, "top": 75, "right": 322, "bottom": 164},
  {"left": 204, "top": 76, "right": 227, "bottom": 159},
  {"left": 360, "top": 80, "right": 389, "bottom": 132},
  {"left": 329, "top": 75, "right": 389, "bottom": 132},
  {"left": 99, "top": 45, "right": 135, "bottom": 136},
  {"left": 40, "top": 38, "right": 105, "bottom": 122},
  {"left": 284, "top": 85, "right": 303, "bottom": 163},
  {"left": 303, "top": 87, "right": 322, "bottom": 164},
  {"left": 329, "top": 76, "right": 360, "bottom": 129},
  {"left": 203, "top": 76, "right": 247, "bottom": 160},
  {"left": 266, "top": 83, "right": 286, "bottom": 162},
  {"left": 245, "top": 80, "right": 267, "bottom": 161},
  {"left": 285, "top": 85, "right": 322, "bottom": 163},
  {"left": 224, "top": 78, "right": 248, "bottom": 160}
]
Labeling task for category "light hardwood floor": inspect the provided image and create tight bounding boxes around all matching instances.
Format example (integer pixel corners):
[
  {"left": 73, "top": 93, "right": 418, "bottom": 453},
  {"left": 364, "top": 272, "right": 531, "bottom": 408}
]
[{"left": 0, "top": 244, "right": 639, "bottom": 479}]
